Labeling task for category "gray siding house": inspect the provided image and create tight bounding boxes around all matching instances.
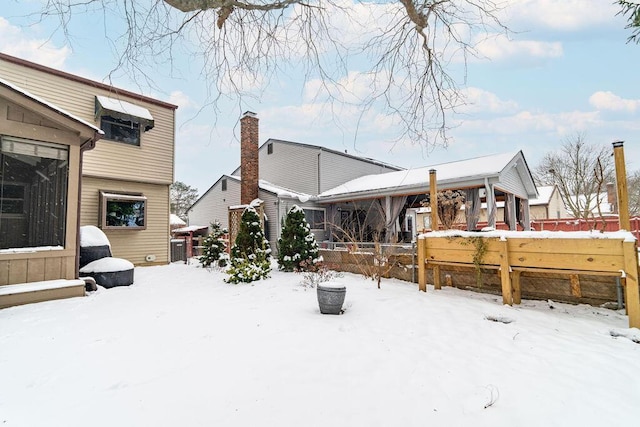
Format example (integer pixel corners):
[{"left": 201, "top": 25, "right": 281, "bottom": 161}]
[
  {"left": 188, "top": 125, "right": 402, "bottom": 251},
  {"left": 230, "top": 139, "right": 402, "bottom": 195},
  {"left": 188, "top": 114, "right": 538, "bottom": 251}
]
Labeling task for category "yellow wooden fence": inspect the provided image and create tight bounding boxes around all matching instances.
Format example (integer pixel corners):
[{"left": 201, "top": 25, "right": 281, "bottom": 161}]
[{"left": 417, "top": 231, "right": 640, "bottom": 328}]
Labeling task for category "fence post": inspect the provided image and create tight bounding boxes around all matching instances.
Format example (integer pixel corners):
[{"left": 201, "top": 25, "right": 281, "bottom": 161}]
[
  {"left": 622, "top": 240, "right": 640, "bottom": 328},
  {"left": 499, "top": 238, "right": 513, "bottom": 305},
  {"left": 418, "top": 236, "right": 427, "bottom": 292}
]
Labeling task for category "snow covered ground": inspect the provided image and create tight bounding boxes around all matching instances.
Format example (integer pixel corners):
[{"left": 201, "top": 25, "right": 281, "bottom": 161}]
[{"left": 1, "top": 261, "right": 639, "bottom": 426}]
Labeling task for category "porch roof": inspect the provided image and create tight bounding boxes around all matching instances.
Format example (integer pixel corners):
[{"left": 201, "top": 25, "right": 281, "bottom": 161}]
[
  {"left": 227, "top": 175, "right": 315, "bottom": 203},
  {"left": 0, "top": 77, "right": 104, "bottom": 139},
  {"left": 317, "top": 151, "right": 537, "bottom": 203}
]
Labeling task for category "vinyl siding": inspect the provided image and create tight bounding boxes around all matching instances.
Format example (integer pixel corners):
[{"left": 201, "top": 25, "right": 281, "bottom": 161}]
[
  {"left": 318, "top": 150, "right": 398, "bottom": 193},
  {"left": 233, "top": 140, "right": 400, "bottom": 196},
  {"left": 0, "top": 58, "right": 175, "bottom": 185},
  {"left": 188, "top": 178, "right": 241, "bottom": 230},
  {"left": 188, "top": 178, "right": 282, "bottom": 252},
  {"left": 496, "top": 167, "right": 529, "bottom": 199},
  {"left": 81, "top": 177, "right": 170, "bottom": 265},
  {"left": 547, "top": 190, "right": 568, "bottom": 218},
  {"left": 259, "top": 192, "right": 279, "bottom": 252},
  {"left": 256, "top": 142, "right": 320, "bottom": 195}
]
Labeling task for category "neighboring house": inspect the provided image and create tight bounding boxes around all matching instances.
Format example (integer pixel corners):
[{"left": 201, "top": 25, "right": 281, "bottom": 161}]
[
  {"left": 189, "top": 113, "right": 539, "bottom": 248},
  {"left": 188, "top": 112, "right": 402, "bottom": 250},
  {"left": 566, "top": 185, "right": 617, "bottom": 219},
  {"left": 474, "top": 185, "right": 568, "bottom": 223},
  {"left": 0, "top": 53, "right": 178, "bottom": 265},
  {"left": 0, "top": 77, "right": 102, "bottom": 305},
  {"left": 528, "top": 185, "right": 568, "bottom": 219}
]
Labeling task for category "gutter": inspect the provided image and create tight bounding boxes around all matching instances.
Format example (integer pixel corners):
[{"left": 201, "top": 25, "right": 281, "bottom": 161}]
[
  {"left": 317, "top": 177, "right": 492, "bottom": 204},
  {"left": 75, "top": 133, "right": 101, "bottom": 279}
]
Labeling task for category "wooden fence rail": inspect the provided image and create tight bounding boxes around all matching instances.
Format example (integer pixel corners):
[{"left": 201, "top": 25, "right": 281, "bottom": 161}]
[{"left": 417, "top": 231, "right": 640, "bottom": 328}]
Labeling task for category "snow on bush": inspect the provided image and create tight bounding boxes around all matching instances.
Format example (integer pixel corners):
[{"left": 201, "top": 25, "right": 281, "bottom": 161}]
[
  {"left": 226, "top": 207, "right": 271, "bottom": 284},
  {"left": 199, "top": 221, "right": 228, "bottom": 268},
  {"left": 277, "top": 205, "right": 321, "bottom": 272}
]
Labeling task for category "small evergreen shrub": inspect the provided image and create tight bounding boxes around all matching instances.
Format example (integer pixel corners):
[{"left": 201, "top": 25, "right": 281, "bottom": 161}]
[
  {"left": 226, "top": 207, "right": 271, "bottom": 284},
  {"left": 277, "top": 205, "right": 322, "bottom": 272},
  {"left": 199, "top": 221, "right": 228, "bottom": 268}
]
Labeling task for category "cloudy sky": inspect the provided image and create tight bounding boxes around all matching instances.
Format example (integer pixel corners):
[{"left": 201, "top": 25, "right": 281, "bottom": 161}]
[{"left": 2, "top": 0, "right": 639, "bottom": 195}]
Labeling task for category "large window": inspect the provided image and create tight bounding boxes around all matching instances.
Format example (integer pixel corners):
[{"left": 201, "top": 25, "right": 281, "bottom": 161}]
[
  {"left": 95, "top": 96, "right": 154, "bottom": 147},
  {"left": 100, "top": 192, "right": 147, "bottom": 230},
  {"left": 100, "top": 115, "right": 141, "bottom": 146},
  {"left": 303, "top": 208, "right": 326, "bottom": 231},
  {"left": 0, "top": 137, "right": 69, "bottom": 249}
]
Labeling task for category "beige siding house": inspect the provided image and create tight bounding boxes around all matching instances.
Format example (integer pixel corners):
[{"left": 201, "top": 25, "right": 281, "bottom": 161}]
[
  {"left": 0, "top": 76, "right": 102, "bottom": 306},
  {"left": 0, "top": 53, "right": 178, "bottom": 266}
]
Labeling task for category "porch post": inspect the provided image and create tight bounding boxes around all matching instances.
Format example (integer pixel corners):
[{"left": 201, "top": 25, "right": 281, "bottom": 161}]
[
  {"left": 384, "top": 196, "right": 392, "bottom": 242},
  {"left": 506, "top": 194, "right": 517, "bottom": 230},
  {"left": 521, "top": 199, "right": 531, "bottom": 231},
  {"left": 485, "top": 179, "right": 496, "bottom": 229},
  {"left": 429, "top": 169, "right": 438, "bottom": 231}
]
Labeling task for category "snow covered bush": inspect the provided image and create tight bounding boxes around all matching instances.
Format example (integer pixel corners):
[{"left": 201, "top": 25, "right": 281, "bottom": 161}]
[
  {"left": 226, "top": 207, "right": 271, "bottom": 284},
  {"left": 199, "top": 221, "right": 228, "bottom": 268},
  {"left": 277, "top": 205, "right": 322, "bottom": 272}
]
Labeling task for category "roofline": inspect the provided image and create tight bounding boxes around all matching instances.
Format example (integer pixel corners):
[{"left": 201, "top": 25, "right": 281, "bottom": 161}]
[
  {"left": 188, "top": 174, "right": 316, "bottom": 213},
  {"left": 0, "top": 52, "right": 178, "bottom": 111},
  {"left": 317, "top": 151, "right": 539, "bottom": 203},
  {"left": 0, "top": 78, "right": 103, "bottom": 142},
  {"left": 317, "top": 178, "right": 494, "bottom": 203},
  {"left": 263, "top": 139, "right": 404, "bottom": 171}
]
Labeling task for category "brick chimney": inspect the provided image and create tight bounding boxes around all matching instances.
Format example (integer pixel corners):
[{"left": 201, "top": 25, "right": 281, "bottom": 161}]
[
  {"left": 606, "top": 182, "right": 617, "bottom": 213},
  {"left": 240, "top": 111, "right": 259, "bottom": 205}
]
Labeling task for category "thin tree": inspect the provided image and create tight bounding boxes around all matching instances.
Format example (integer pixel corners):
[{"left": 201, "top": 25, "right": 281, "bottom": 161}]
[
  {"left": 170, "top": 181, "right": 199, "bottom": 220},
  {"left": 533, "top": 135, "right": 614, "bottom": 221},
  {"left": 29, "top": 0, "right": 509, "bottom": 149}
]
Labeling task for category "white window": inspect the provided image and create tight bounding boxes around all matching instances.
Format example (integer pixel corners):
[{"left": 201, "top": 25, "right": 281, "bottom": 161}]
[{"left": 100, "top": 192, "right": 147, "bottom": 230}]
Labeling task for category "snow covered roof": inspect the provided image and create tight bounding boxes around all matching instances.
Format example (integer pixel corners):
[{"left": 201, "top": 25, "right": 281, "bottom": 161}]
[
  {"left": 229, "top": 139, "right": 403, "bottom": 177},
  {"left": 0, "top": 77, "right": 103, "bottom": 136},
  {"left": 318, "top": 151, "right": 537, "bottom": 202},
  {"left": 570, "top": 192, "right": 615, "bottom": 215},
  {"left": 96, "top": 96, "right": 154, "bottom": 121},
  {"left": 227, "top": 175, "right": 314, "bottom": 203},
  {"left": 172, "top": 225, "right": 209, "bottom": 234},
  {"left": 530, "top": 185, "right": 556, "bottom": 206},
  {"left": 95, "top": 96, "right": 154, "bottom": 131},
  {"left": 170, "top": 214, "right": 186, "bottom": 226}
]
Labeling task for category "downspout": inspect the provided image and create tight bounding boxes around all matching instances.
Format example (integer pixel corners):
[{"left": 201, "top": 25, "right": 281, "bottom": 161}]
[
  {"left": 317, "top": 150, "right": 321, "bottom": 195},
  {"left": 75, "top": 135, "right": 99, "bottom": 279}
]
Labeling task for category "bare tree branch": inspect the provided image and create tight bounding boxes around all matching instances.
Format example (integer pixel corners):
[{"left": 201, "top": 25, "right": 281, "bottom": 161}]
[
  {"left": 533, "top": 134, "right": 614, "bottom": 222},
  {"left": 29, "top": 0, "right": 510, "bottom": 148}
]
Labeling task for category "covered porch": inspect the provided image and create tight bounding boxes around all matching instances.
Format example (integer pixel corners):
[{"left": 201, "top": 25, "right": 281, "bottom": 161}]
[{"left": 317, "top": 151, "right": 539, "bottom": 243}]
